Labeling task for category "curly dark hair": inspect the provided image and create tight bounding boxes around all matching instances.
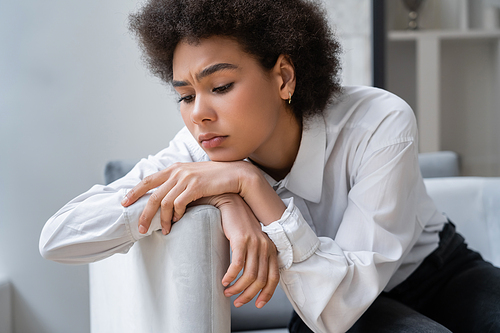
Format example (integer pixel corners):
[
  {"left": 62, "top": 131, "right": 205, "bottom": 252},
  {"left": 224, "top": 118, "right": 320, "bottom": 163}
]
[{"left": 129, "top": 0, "right": 342, "bottom": 122}]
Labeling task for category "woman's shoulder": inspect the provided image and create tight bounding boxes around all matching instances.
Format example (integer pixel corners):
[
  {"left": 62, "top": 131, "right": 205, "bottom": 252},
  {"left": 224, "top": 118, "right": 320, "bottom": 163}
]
[
  {"left": 342, "top": 85, "right": 409, "bottom": 106},
  {"left": 322, "top": 86, "right": 418, "bottom": 154},
  {"left": 324, "top": 85, "right": 416, "bottom": 133}
]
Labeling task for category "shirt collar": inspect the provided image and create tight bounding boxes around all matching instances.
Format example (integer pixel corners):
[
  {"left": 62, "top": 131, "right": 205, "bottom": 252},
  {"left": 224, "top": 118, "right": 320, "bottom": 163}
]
[{"left": 282, "top": 115, "right": 326, "bottom": 203}]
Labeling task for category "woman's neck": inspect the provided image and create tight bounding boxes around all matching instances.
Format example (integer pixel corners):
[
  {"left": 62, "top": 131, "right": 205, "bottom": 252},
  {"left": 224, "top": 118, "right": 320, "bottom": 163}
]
[{"left": 249, "top": 114, "right": 302, "bottom": 182}]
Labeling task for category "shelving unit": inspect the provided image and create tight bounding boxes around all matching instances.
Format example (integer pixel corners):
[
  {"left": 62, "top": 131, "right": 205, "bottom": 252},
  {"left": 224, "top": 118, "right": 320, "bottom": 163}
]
[
  {"left": 387, "top": 30, "right": 500, "bottom": 154},
  {"left": 383, "top": 0, "right": 500, "bottom": 176}
]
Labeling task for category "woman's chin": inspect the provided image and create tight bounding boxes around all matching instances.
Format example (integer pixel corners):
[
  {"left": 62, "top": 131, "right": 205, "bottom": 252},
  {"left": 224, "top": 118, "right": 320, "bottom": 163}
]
[{"left": 205, "top": 150, "right": 248, "bottom": 162}]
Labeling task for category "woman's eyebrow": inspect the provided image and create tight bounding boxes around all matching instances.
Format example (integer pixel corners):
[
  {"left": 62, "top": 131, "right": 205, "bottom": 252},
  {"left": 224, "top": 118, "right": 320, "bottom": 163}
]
[
  {"left": 172, "top": 63, "right": 238, "bottom": 87},
  {"left": 197, "top": 63, "right": 238, "bottom": 81}
]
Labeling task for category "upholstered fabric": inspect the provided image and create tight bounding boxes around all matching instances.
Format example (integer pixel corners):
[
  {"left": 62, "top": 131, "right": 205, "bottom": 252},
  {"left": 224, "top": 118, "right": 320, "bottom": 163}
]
[
  {"left": 418, "top": 151, "right": 460, "bottom": 178},
  {"left": 89, "top": 205, "right": 230, "bottom": 333},
  {"left": 423, "top": 177, "right": 500, "bottom": 267}
]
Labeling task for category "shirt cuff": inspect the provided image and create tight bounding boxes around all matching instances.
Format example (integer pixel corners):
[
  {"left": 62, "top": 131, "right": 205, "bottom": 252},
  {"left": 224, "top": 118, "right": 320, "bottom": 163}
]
[
  {"left": 122, "top": 189, "right": 162, "bottom": 241},
  {"left": 262, "top": 198, "right": 320, "bottom": 269}
]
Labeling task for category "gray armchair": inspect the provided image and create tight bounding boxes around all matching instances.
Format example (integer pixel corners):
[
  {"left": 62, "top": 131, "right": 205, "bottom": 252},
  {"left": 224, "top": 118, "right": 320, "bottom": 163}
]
[{"left": 90, "top": 151, "right": 500, "bottom": 332}]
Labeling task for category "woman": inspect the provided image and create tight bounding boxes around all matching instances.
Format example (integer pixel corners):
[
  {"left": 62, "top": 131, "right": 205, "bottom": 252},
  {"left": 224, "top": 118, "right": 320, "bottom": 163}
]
[{"left": 40, "top": 0, "right": 500, "bottom": 332}]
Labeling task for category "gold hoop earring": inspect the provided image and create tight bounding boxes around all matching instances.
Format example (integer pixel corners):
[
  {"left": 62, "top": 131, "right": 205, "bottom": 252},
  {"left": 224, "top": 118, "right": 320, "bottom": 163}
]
[{"left": 288, "top": 92, "right": 292, "bottom": 104}]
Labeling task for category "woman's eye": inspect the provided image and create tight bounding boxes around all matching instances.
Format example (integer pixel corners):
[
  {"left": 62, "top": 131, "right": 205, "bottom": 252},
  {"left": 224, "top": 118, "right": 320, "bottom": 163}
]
[
  {"left": 178, "top": 95, "right": 195, "bottom": 104},
  {"left": 212, "top": 83, "right": 233, "bottom": 93}
]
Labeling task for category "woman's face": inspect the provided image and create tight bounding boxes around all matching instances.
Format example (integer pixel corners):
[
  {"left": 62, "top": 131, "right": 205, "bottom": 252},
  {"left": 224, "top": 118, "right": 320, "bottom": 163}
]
[{"left": 172, "top": 36, "right": 297, "bottom": 163}]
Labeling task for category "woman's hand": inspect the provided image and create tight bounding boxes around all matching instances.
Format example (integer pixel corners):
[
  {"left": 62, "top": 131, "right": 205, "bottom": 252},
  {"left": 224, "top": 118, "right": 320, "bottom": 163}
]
[
  {"left": 121, "top": 161, "right": 286, "bottom": 235},
  {"left": 121, "top": 159, "right": 283, "bottom": 307},
  {"left": 121, "top": 161, "right": 251, "bottom": 234},
  {"left": 199, "top": 194, "right": 280, "bottom": 309}
]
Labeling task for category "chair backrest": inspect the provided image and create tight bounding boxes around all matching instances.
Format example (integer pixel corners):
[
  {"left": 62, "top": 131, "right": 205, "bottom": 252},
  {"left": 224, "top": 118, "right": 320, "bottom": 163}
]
[
  {"left": 418, "top": 151, "right": 460, "bottom": 178},
  {"left": 104, "top": 159, "right": 138, "bottom": 185},
  {"left": 89, "top": 206, "right": 231, "bottom": 333}
]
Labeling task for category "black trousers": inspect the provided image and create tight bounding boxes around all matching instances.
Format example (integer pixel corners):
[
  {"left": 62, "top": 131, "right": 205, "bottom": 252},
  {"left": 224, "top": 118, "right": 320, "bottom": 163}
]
[{"left": 288, "top": 222, "right": 500, "bottom": 333}]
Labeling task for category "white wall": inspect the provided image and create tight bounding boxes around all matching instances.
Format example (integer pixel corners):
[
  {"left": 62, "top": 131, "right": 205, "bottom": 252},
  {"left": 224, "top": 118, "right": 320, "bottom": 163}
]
[
  {"left": 325, "top": 0, "right": 373, "bottom": 86},
  {"left": 0, "top": 1, "right": 372, "bottom": 332},
  {"left": 0, "top": 1, "right": 184, "bottom": 332}
]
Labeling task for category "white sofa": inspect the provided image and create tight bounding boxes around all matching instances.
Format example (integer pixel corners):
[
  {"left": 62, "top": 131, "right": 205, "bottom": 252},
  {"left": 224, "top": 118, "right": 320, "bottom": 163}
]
[
  {"left": 423, "top": 177, "right": 500, "bottom": 267},
  {"left": 90, "top": 153, "right": 500, "bottom": 332}
]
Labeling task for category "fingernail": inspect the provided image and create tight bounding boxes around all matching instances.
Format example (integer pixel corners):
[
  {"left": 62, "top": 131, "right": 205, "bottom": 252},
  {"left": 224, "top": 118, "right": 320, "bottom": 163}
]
[
  {"left": 139, "top": 225, "right": 147, "bottom": 234},
  {"left": 121, "top": 196, "right": 129, "bottom": 206},
  {"left": 257, "top": 301, "right": 266, "bottom": 308},
  {"left": 234, "top": 302, "right": 243, "bottom": 308},
  {"left": 224, "top": 291, "right": 233, "bottom": 297},
  {"left": 162, "top": 228, "right": 166, "bottom": 235},
  {"left": 222, "top": 281, "right": 229, "bottom": 287},
  {"left": 172, "top": 216, "right": 179, "bottom": 223}
]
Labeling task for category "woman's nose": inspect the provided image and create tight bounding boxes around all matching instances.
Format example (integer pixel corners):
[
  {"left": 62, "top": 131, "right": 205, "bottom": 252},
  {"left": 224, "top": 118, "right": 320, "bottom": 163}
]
[{"left": 191, "top": 95, "right": 217, "bottom": 124}]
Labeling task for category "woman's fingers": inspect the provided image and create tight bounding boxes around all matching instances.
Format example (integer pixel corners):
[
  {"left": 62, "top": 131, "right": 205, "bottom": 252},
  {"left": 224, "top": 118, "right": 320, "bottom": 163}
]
[
  {"left": 255, "top": 251, "right": 279, "bottom": 308},
  {"left": 123, "top": 161, "right": 244, "bottom": 208},
  {"left": 232, "top": 249, "right": 269, "bottom": 307},
  {"left": 158, "top": 183, "right": 190, "bottom": 234},
  {"left": 138, "top": 180, "right": 193, "bottom": 235},
  {"left": 135, "top": 179, "right": 171, "bottom": 234},
  {"left": 213, "top": 195, "right": 280, "bottom": 308},
  {"left": 122, "top": 171, "right": 168, "bottom": 207},
  {"left": 222, "top": 248, "right": 246, "bottom": 287},
  {"left": 223, "top": 236, "right": 279, "bottom": 308},
  {"left": 171, "top": 185, "right": 199, "bottom": 222},
  {"left": 123, "top": 163, "right": 206, "bottom": 234},
  {"left": 121, "top": 162, "right": 252, "bottom": 236},
  {"left": 224, "top": 244, "right": 261, "bottom": 299}
]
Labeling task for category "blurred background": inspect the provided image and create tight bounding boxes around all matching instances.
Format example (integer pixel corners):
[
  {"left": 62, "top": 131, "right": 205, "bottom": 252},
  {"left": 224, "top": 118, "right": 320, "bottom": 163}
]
[{"left": 0, "top": 0, "right": 499, "bottom": 332}]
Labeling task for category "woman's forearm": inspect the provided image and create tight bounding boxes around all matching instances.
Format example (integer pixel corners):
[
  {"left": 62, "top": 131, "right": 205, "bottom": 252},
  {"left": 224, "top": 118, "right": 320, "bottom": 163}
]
[
  {"left": 237, "top": 166, "right": 286, "bottom": 226},
  {"left": 123, "top": 160, "right": 287, "bottom": 233}
]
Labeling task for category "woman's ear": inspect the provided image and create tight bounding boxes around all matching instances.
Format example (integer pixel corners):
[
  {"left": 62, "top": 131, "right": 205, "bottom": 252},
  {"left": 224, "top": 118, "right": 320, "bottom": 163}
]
[{"left": 273, "top": 55, "right": 296, "bottom": 103}]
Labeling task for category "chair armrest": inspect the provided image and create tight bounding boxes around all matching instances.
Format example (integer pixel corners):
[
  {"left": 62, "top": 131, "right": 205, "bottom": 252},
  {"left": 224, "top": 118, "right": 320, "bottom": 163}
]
[{"left": 89, "top": 205, "right": 230, "bottom": 333}]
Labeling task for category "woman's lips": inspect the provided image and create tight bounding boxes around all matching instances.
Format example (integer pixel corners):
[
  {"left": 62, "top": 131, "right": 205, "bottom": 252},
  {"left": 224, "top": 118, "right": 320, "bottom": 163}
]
[{"left": 200, "top": 136, "right": 227, "bottom": 149}]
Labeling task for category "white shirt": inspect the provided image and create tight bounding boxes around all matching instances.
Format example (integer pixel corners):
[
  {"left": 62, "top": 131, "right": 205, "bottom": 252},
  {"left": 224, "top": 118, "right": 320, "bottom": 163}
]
[{"left": 40, "top": 86, "right": 447, "bottom": 333}]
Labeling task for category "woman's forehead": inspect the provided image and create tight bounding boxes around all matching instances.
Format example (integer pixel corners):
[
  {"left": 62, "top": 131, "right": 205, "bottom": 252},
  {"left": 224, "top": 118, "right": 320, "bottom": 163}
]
[{"left": 172, "top": 37, "right": 254, "bottom": 79}]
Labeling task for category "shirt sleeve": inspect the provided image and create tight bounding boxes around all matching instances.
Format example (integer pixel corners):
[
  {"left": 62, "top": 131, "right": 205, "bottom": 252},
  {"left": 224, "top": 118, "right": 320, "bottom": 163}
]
[
  {"left": 39, "top": 127, "right": 206, "bottom": 264},
  {"left": 262, "top": 117, "right": 424, "bottom": 332}
]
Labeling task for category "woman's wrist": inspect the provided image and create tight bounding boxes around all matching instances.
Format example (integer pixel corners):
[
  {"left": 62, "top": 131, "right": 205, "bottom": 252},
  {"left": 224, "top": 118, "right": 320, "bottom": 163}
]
[
  {"left": 192, "top": 161, "right": 286, "bottom": 225},
  {"left": 237, "top": 164, "right": 286, "bottom": 226},
  {"left": 206, "top": 193, "right": 242, "bottom": 209}
]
